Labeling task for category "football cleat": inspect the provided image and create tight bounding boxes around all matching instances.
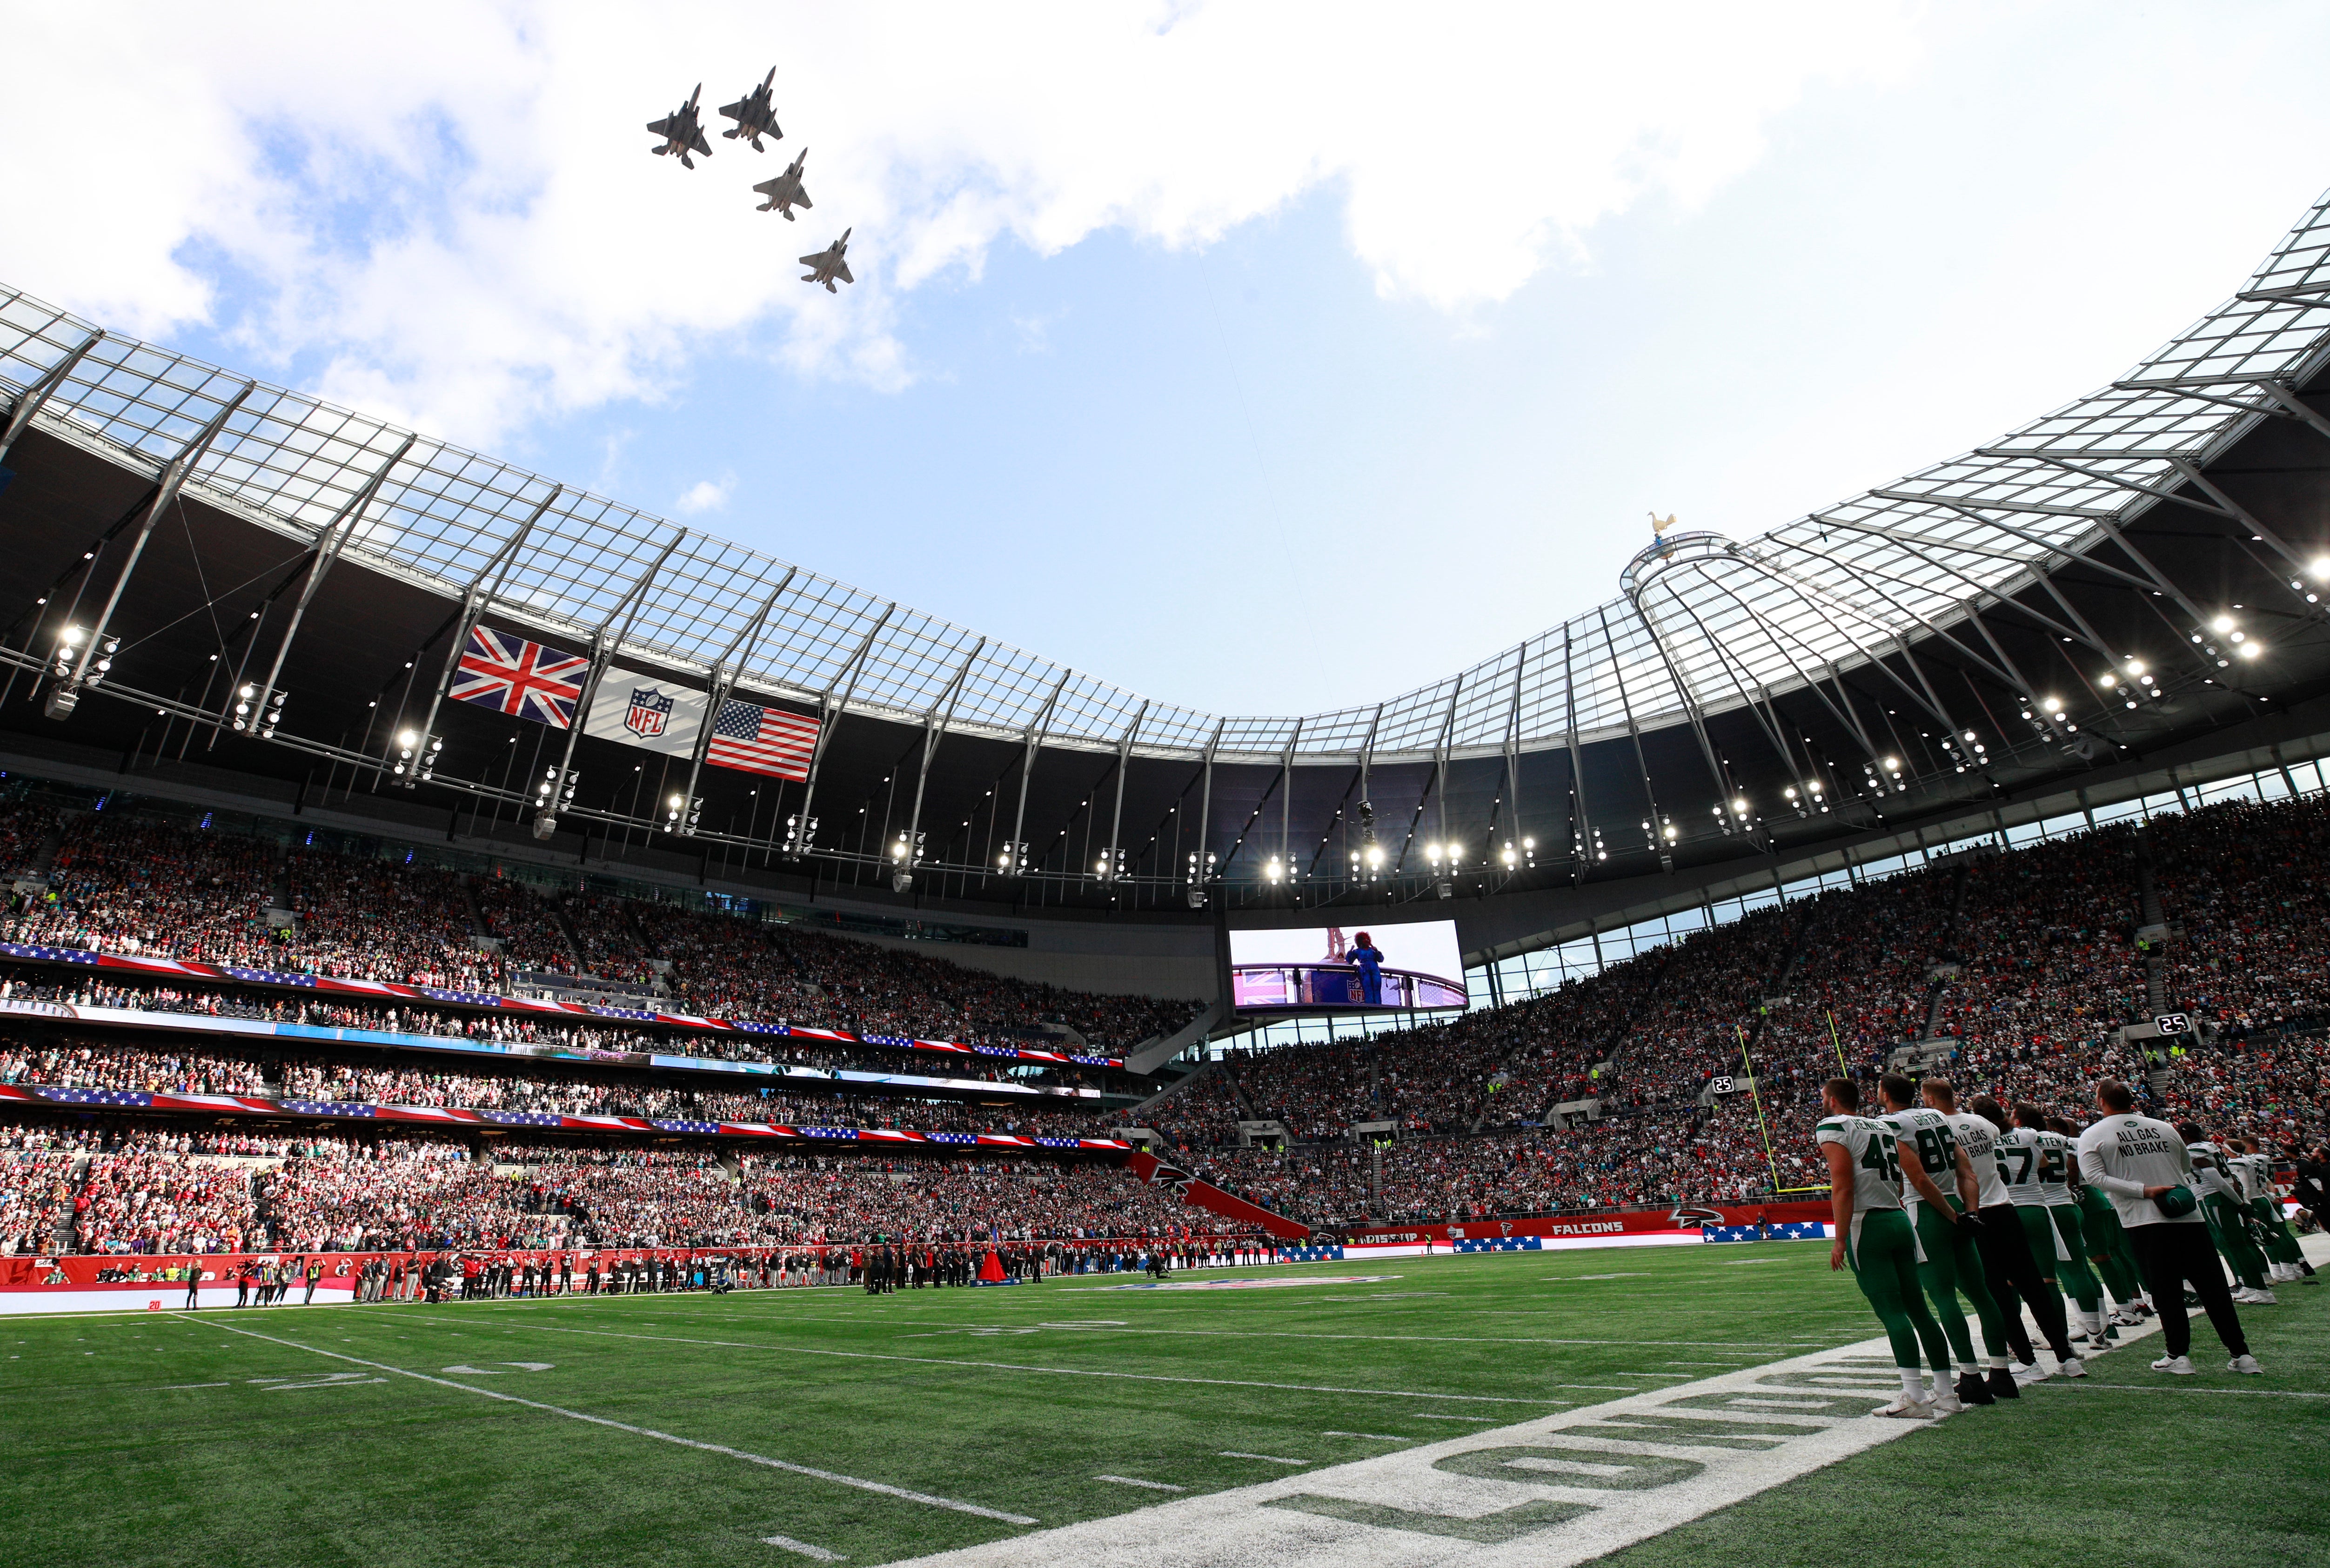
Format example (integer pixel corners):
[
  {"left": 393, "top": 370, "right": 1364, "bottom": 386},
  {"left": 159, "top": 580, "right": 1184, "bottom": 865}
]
[
  {"left": 2228, "top": 1354, "right": 2262, "bottom": 1375},
  {"left": 2057, "top": 1355, "right": 2086, "bottom": 1378},
  {"left": 1956, "top": 1371, "right": 1996, "bottom": 1407},
  {"left": 1985, "top": 1367, "right": 2022, "bottom": 1401},
  {"left": 2150, "top": 1354, "right": 2196, "bottom": 1375},
  {"left": 1929, "top": 1387, "right": 1963, "bottom": 1415},
  {"left": 1875, "top": 1396, "right": 1934, "bottom": 1419},
  {"left": 2110, "top": 1309, "right": 2144, "bottom": 1327},
  {"left": 2011, "top": 1360, "right": 2050, "bottom": 1386}
]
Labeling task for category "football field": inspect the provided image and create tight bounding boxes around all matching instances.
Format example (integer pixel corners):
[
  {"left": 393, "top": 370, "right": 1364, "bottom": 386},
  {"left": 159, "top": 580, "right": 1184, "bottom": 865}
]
[{"left": 4, "top": 1240, "right": 2324, "bottom": 1567}]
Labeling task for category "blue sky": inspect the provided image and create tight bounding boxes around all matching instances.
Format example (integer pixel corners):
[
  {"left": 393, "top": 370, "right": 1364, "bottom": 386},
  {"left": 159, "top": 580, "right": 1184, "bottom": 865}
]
[{"left": 7, "top": 2, "right": 2330, "bottom": 714}]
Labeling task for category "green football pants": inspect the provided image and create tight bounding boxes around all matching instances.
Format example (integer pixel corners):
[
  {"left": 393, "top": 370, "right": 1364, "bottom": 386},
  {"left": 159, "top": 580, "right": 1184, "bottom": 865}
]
[
  {"left": 1913, "top": 1201, "right": 2007, "bottom": 1363},
  {"left": 2252, "top": 1197, "right": 2303, "bottom": 1267},
  {"left": 2203, "top": 1194, "right": 2269, "bottom": 1289},
  {"left": 2078, "top": 1190, "right": 2143, "bottom": 1303},
  {"left": 1849, "top": 1208, "right": 1953, "bottom": 1377}
]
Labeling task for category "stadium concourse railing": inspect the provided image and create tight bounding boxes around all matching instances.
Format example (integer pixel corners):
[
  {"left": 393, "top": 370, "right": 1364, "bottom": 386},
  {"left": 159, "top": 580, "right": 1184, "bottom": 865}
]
[{"left": 0, "top": 938, "right": 1124, "bottom": 1070}]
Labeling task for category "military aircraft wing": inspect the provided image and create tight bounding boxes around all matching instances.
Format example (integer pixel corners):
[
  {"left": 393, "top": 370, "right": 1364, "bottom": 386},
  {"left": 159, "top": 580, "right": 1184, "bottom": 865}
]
[
  {"left": 833, "top": 259, "right": 853, "bottom": 284},
  {"left": 647, "top": 114, "right": 678, "bottom": 137},
  {"left": 798, "top": 249, "right": 830, "bottom": 268},
  {"left": 689, "top": 126, "right": 714, "bottom": 157}
]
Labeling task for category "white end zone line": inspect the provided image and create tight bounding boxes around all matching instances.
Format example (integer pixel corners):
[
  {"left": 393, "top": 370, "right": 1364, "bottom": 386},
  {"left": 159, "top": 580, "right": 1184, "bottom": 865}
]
[
  {"left": 171, "top": 1314, "right": 1037, "bottom": 1525},
  {"left": 875, "top": 1293, "right": 2269, "bottom": 1568}
]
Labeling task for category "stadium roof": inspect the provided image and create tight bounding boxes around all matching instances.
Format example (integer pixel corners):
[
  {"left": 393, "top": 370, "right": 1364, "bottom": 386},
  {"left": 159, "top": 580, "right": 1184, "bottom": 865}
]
[{"left": 6, "top": 188, "right": 2329, "bottom": 771}]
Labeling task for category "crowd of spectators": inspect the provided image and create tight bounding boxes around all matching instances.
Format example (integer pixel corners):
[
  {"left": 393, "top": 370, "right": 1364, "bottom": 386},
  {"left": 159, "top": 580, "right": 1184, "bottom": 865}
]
[
  {"left": 0, "top": 976, "right": 1108, "bottom": 1093},
  {"left": 9, "top": 788, "right": 2330, "bottom": 1247},
  {"left": 0, "top": 801, "right": 1201, "bottom": 1052},
  {"left": 0, "top": 1031, "right": 1119, "bottom": 1139},
  {"left": 24, "top": 1122, "right": 1226, "bottom": 1254}
]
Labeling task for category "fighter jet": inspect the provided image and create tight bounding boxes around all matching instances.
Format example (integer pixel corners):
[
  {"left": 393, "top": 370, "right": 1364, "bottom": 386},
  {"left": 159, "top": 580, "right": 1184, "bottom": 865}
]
[
  {"left": 646, "top": 85, "right": 713, "bottom": 168},
  {"left": 719, "top": 67, "right": 783, "bottom": 151},
  {"left": 752, "top": 149, "right": 813, "bottom": 220},
  {"left": 798, "top": 229, "right": 853, "bottom": 292}
]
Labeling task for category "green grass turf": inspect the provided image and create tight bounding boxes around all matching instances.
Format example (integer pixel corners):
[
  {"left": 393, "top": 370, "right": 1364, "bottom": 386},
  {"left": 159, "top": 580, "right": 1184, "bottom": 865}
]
[{"left": 0, "top": 1244, "right": 2319, "bottom": 1567}]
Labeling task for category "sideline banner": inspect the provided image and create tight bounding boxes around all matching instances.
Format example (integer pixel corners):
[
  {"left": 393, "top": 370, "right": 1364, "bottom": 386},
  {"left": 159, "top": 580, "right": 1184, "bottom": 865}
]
[{"left": 1343, "top": 1200, "right": 1833, "bottom": 1253}]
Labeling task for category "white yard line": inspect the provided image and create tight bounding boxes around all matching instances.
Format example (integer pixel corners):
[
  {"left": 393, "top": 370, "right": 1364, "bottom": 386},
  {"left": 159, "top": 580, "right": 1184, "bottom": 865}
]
[
  {"left": 1220, "top": 1453, "right": 1312, "bottom": 1465},
  {"left": 391, "top": 1318, "right": 1576, "bottom": 1406},
  {"left": 761, "top": 1534, "right": 847, "bottom": 1560},
  {"left": 1095, "top": 1476, "right": 1187, "bottom": 1491},
  {"left": 173, "top": 1315, "right": 1037, "bottom": 1525},
  {"left": 346, "top": 1302, "right": 1837, "bottom": 1352}
]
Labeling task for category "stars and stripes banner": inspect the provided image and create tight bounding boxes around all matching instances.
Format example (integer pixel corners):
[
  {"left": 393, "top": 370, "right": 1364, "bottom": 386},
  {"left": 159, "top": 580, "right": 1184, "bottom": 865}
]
[
  {"left": 580, "top": 666, "right": 706, "bottom": 758},
  {"left": 706, "top": 697, "right": 819, "bottom": 780},
  {"left": 450, "top": 627, "right": 590, "bottom": 728}
]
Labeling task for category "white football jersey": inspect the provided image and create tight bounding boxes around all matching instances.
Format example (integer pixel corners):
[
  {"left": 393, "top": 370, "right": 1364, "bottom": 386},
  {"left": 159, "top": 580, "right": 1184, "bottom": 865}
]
[
  {"left": 1881, "top": 1106, "right": 1960, "bottom": 1212},
  {"left": 2186, "top": 1140, "right": 2243, "bottom": 1204},
  {"left": 1816, "top": 1114, "right": 1907, "bottom": 1214},
  {"left": 2000, "top": 1126, "right": 2065, "bottom": 1206},
  {"left": 2034, "top": 1129, "right": 2079, "bottom": 1207},
  {"left": 1945, "top": 1111, "right": 2010, "bottom": 1209}
]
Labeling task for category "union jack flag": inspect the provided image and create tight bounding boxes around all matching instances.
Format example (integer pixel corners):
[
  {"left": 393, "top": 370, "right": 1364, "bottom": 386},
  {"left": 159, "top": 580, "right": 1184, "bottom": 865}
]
[{"left": 450, "top": 626, "right": 589, "bottom": 728}]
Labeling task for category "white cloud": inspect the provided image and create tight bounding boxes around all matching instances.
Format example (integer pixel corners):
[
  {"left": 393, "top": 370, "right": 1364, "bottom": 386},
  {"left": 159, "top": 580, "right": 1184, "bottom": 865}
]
[
  {"left": 0, "top": 0, "right": 1915, "bottom": 445},
  {"left": 674, "top": 476, "right": 733, "bottom": 515}
]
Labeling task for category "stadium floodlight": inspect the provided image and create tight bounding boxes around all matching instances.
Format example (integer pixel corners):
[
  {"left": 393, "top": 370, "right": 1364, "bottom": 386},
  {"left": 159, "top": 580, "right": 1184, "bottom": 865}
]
[
  {"left": 232, "top": 682, "right": 289, "bottom": 739},
  {"left": 2211, "top": 614, "right": 2236, "bottom": 634},
  {"left": 2238, "top": 640, "right": 2263, "bottom": 658},
  {"left": 391, "top": 730, "right": 442, "bottom": 786},
  {"left": 782, "top": 813, "right": 818, "bottom": 859},
  {"left": 664, "top": 792, "right": 703, "bottom": 836},
  {"left": 2312, "top": 556, "right": 2330, "bottom": 581},
  {"left": 531, "top": 765, "right": 578, "bottom": 838},
  {"left": 43, "top": 624, "right": 118, "bottom": 717},
  {"left": 890, "top": 829, "right": 927, "bottom": 891},
  {"left": 1264, "top": 855, "right": 1284, "bottom": 884},
  {"left": 1500, "top": 843, "right": 1518, "bottom": 867}
]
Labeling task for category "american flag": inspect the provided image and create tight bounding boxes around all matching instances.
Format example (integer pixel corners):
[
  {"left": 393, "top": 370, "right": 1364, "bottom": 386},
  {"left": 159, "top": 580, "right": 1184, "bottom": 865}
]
[
  {"left": 450, "top": 626, "right": 590, "bottom": 728},
  {"left": 706, "top": 697, "right": 819, "bottom": 779}
]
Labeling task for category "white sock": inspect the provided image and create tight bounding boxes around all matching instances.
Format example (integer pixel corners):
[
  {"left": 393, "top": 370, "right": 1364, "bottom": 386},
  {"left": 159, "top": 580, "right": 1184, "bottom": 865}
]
[
  {"left": 1899, "top": 1369, "right": 1924, "bottom": 1400},
  {"left": 1989, "top": 1354, "right": 2009, "bottom": 1370}
]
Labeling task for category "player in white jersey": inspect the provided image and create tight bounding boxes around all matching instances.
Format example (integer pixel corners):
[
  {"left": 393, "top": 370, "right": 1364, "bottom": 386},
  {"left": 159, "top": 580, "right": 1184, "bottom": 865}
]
[
  {"left": 1816, "top": 1076, "right": 1955, "bottom": 1417},
  {"left": 2227, "top": 1136, "right": 2312, "bottom": 1285},
  {"left": 1932, "top": 1082, "right": 2077, "bottom": 1393},
  {"left": 2081, "top": 1081, "right": 2255, "bottom": 1374},
  {"left": 1877, "top": 1073, "right": 2005, "bottom": 1407},
  {"left": 2181, "top": 1124, "right": 2274, "bottom": 1303},
  {"left": 2016, "top": 1103, "right": 2108, "bottom": 1350},
  {"left": 1997, "top": 1104, "right": 2089, "bottom": 1376}
]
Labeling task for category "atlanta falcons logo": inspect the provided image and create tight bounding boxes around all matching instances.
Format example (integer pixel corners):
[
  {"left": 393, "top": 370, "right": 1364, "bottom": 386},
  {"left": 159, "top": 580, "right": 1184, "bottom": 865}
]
[{"left": 1668, "top": 1199, "right": 1727, "bottom": 1228}]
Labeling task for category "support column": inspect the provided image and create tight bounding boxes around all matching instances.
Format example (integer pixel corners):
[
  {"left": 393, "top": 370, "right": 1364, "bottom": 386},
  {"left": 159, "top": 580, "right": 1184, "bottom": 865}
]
[{"left": 46, "top": 382, "right": 254, "bottom": 719}]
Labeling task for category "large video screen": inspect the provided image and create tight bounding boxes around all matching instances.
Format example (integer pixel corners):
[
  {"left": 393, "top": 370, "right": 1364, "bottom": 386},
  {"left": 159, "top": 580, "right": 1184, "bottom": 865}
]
[{"left": 1228, "top": 919, "right": 1468, "bottom": 1013}]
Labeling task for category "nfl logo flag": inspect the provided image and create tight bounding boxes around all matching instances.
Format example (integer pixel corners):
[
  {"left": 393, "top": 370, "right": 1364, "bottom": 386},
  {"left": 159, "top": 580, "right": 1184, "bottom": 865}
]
[
  {"left": 581, "top": 667, "right": 704, "bottom": 758},
  {"left": 450, "top": 627, "right": 589, "bottom": 728},
  {"left": 707, "top": 698, "right": 819, "bottom": 780},
  {"left": 624, "top": 688, "right": 674, "bottom": 738}
]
